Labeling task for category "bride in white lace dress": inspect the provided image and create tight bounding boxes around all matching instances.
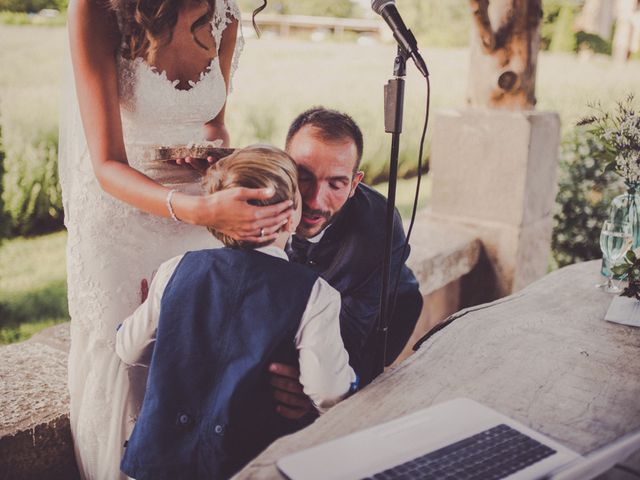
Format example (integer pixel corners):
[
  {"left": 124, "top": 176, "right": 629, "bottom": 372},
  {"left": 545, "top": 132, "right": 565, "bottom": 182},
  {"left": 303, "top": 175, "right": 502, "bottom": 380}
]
[{"left": 59, "top": 0, "right": 281, "bottom": 478}]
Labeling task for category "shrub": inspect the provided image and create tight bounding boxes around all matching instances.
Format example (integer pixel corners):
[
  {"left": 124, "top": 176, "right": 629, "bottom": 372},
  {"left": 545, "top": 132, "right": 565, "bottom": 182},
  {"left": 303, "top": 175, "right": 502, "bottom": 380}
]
[
  {"left": 0, "top": 0, "right": 65, "bottom": 12},
  {"left": 549, "top": 4, "right": 578, "bottom": 53},
  {"left": 0, "top": 112, "right": 8, "bottom": 240},
  {"left": 552, "top": 130, "right": 623, "bottom": 268},
  {"left": 237, "top": 0, "right": 355, "bottom": 18},
  {"left": 1, "top": 91, "right": 63, "bottom": 236}
]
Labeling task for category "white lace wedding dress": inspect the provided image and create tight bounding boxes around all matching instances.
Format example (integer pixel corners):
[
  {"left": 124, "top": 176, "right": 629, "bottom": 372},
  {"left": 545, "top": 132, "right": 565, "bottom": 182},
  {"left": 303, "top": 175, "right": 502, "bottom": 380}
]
[{"left": 58, "top": 1, "right": 242, "bottom": 478}]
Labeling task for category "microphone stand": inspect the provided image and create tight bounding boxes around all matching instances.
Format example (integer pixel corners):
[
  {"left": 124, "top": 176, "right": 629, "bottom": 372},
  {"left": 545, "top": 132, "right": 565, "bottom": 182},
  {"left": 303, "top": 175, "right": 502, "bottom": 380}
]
[{"left": 376, "top": 45, "right": 408, "bottom": 376}]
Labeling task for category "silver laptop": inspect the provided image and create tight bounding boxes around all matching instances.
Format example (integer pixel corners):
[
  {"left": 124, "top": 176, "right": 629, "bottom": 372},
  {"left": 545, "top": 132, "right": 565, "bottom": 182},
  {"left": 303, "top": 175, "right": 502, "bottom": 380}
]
[{"left": 277, "top": 398, "right": 640, "bottom": 480}]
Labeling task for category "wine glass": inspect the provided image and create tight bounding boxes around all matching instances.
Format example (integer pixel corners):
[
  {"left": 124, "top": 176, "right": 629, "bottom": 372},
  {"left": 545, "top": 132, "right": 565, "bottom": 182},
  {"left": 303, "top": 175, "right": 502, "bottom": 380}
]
[{"left": 599, "top": 220, "right": 633, "bottom": 293}]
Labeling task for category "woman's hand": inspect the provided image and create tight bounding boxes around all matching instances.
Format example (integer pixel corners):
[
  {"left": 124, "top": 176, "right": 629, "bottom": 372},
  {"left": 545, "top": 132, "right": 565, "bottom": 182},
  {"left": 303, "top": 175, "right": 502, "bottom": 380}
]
[
  {"left": 175, "top": 121, "right": 230, "bottom": 171},
  {"left": 186, "top": 187, "right": 294, "bottom": 242}
]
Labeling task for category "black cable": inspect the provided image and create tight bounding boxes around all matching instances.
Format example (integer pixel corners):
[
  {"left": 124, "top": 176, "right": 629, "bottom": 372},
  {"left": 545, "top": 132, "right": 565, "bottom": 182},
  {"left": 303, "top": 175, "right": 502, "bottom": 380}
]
[{"left": 388, "top": 75, "right": 431, "bottom": 335}]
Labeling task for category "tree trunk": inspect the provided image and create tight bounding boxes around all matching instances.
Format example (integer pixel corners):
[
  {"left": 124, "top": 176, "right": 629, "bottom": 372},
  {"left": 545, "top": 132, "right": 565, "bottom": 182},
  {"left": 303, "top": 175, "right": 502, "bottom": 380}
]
[
  {"left": 613, "top": 0, "right": 640, "bottom": 63},
  {"left": 467, "top": 0, "right": 543, "bottom": 110},
  {"left": 575, "top": 0, "right": 615, "bottom": 40}
]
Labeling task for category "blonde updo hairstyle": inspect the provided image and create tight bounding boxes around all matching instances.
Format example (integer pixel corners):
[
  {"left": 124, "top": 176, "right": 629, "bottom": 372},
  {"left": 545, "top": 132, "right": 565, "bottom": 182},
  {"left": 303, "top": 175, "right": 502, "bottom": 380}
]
[
  {"left": 110, "top": 0, "right": 268, "bottom": 64},
  {"left": 202, "top": 145, "right": 299, "bottom": 249}
]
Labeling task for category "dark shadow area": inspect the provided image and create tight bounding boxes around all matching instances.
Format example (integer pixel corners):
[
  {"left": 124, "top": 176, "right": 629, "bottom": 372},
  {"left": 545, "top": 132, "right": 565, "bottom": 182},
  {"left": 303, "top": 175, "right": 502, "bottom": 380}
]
[
  {"left": 459, "top": 246, "right": 499, "bottom": 310},
  {"left": 0, "top": 279, "right": 68, "bottom": 328}
]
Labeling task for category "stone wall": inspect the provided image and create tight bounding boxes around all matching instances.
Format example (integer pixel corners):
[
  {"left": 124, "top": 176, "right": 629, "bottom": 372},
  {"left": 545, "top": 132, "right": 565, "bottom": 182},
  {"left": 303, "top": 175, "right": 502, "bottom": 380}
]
[{"left": 0, "top": 328, "right": 79, "bottom": 480}]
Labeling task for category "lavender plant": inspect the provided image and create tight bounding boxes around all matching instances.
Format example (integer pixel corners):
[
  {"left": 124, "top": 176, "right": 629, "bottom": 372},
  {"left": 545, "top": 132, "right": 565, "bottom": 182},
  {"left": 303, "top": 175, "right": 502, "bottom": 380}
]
[{"left": 578, "top": 94, "right": 640, "bottom": 186}]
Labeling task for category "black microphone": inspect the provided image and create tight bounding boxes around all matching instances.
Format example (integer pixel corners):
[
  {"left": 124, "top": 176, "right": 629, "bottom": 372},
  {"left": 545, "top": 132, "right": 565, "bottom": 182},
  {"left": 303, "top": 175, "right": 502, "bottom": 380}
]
[{"left": 371, "top": 0, "right": 429, "bottom": 78}]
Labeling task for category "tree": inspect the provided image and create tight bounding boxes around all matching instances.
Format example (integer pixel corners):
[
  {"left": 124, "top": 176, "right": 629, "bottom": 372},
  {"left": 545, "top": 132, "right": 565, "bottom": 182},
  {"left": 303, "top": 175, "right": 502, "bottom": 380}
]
[
  {"left": 0, "top": 0, "right": 65, "bottom": 12},
  {"left": 467, "top": 0, "right": 543, "bottom": 109},
  {"left": 0, "top": 113, "right": 8, "bottom": 240},
  {"left": 237, "top": 0, "right": 355, "bottom": 18},
  {"left": 398, "top": 0, "right": 471, "bottom": 48}
]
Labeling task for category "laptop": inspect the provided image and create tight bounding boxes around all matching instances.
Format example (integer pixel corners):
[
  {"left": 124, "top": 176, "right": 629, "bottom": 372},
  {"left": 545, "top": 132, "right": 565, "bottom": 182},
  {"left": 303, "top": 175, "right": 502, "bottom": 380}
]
[{"left": 277, "top": 398, "right": 640, "bottom": 480}]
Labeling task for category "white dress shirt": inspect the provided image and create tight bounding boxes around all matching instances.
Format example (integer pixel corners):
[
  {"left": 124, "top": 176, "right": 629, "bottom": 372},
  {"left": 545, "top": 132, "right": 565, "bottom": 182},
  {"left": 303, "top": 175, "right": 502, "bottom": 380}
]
[{"left": 116, "top": 245, "right": 356, "bottom": 413}]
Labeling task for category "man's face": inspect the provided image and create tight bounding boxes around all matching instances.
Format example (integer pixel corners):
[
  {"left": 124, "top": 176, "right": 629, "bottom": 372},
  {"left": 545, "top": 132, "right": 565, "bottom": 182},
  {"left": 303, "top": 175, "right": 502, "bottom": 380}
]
[{"left": 287, "top": 126, "right": 364, "bottom": 238}]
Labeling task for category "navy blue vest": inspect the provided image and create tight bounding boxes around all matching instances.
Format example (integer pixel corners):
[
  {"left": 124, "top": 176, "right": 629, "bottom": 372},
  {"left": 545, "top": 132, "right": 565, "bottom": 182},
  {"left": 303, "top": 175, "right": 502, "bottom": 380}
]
[{"left": 120, "top": 248, "right": 319, "bottom": 480}]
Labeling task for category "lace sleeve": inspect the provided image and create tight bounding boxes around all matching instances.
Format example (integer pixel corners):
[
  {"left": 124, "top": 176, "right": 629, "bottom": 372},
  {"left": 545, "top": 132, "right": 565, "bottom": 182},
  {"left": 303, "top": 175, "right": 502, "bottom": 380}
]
[{"left": 213, "top": 0, "right": 244, "bottom": 92}]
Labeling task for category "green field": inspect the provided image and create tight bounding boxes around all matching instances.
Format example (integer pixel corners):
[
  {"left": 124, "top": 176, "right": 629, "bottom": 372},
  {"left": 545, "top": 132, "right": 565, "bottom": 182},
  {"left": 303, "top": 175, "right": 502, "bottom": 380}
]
[
  {"left": 2, "top": 25, "right": 639, "bottom": 180},
  {"left": 1, "top": 24, "right": 639, "bottom": 343},
  {"left": 0, "top": 178, "right": 427, "bottom": 344},
  {"left": 0, "top": 231, "right": 68, "bottom": 343}
]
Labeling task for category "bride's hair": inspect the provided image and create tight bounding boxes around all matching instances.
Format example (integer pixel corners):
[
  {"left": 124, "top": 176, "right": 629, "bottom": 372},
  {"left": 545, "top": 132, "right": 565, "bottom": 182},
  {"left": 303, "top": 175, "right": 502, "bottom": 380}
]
[{"left": 111, "top": 0, "right": 268, "bottom": 63}]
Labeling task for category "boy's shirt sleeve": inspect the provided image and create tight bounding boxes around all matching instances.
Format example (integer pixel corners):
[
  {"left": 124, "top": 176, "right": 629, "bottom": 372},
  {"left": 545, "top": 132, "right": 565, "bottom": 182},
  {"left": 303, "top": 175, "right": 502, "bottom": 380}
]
[
  {"left": 115, "top": 255, "right": 184, "bottom": 367},
  {"left": 296, "top": 277, "right": 357, "bottom": 414}
]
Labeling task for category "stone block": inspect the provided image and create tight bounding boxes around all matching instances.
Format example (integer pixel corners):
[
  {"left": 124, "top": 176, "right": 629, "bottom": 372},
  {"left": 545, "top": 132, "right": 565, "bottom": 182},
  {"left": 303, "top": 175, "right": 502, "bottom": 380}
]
[
  {"left": 428, "top": 108, "right": 560, "bottom": 295},
  {"left": 427, "top": 212, "right": 554, "bottom": 296},
  {"left": 406, "top": 214, "right": 481, "bottom": 296},
  {"left": 0, "top": 337, "right": 77, "bottom": 480},
  {"left": 430, "top": 108, "right": 560, "bottom": 228}
]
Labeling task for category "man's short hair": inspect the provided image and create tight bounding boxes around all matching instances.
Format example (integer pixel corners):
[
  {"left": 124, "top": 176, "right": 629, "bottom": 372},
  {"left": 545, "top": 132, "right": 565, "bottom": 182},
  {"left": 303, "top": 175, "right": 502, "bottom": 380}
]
[
  {"left": 202, "top": 145, "right": 298, "bottom": 249},
  {"left": 285, "top": 107, "right": 364, "bottom": 172}
]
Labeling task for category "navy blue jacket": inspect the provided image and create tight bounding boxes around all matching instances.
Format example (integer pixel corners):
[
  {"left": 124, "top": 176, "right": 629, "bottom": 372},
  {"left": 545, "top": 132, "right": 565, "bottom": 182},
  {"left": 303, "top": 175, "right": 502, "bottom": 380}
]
[
  {"left": 289, "top": 184, "right": 423, "bottom": 386},
  {"left": 120, "top": 248, "right": 319, "bottom": 480}
]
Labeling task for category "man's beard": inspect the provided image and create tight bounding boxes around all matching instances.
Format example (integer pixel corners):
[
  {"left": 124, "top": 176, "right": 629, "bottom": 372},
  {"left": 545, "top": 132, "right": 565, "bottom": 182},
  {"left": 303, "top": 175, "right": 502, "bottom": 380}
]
[{"left": 298, "top": 206, "right": 334, "bottom": 238}]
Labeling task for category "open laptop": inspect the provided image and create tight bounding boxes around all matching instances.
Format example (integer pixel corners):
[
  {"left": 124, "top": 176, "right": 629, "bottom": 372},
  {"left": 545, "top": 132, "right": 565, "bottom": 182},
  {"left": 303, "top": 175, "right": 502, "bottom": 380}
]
[{"left": 277, "top": 398, "right": 640, "bottom": 480}]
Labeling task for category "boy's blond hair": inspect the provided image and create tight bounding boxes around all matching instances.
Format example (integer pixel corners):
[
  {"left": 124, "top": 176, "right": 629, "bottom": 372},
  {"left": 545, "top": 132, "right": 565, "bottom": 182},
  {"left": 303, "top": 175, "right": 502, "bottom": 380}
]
[{"left": 202, "top": 145, "right": 299, "bottom": 249}]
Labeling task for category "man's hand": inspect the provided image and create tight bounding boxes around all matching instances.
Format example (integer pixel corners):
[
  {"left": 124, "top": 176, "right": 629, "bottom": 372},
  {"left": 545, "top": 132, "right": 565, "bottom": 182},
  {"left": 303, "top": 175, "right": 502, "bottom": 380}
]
[
  {"left": 269, "top": 363, "right": 315, "bottom": 420},
  {"left": 140, "top": 278, "right": 149, "bottom": 304}
]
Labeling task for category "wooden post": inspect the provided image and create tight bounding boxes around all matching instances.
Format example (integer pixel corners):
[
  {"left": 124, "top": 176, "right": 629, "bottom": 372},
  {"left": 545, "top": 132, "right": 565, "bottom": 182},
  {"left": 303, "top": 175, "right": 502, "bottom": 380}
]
[
  {"left": 467, "top": 0, "right": 543, "bottom": 110},
  {"left": 613, "top": 0, "right": 640, "bottom": 63}
]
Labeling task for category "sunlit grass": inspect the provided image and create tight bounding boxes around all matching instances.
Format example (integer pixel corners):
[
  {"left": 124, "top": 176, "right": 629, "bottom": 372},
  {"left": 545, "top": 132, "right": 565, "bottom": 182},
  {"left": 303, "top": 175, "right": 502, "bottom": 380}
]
[
  {"left": 1, "top": 25, "right": 639, "bottom": 343},
  {"left": 0, "top": 231, "right": 69, "bottom": 344}
]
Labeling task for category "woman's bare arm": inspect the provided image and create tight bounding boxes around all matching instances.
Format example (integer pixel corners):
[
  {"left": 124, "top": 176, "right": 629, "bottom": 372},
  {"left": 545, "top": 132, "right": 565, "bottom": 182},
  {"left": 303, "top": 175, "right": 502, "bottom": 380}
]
[{"left": 67, "top": 1, "right": 289, "bottom": 239}]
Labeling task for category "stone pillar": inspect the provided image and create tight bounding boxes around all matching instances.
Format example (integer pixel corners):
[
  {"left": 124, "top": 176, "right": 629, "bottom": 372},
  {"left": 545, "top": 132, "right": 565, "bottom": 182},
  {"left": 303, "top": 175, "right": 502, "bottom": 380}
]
[{"left": 428, "top": 108, "right": 560, "bottom": 298}]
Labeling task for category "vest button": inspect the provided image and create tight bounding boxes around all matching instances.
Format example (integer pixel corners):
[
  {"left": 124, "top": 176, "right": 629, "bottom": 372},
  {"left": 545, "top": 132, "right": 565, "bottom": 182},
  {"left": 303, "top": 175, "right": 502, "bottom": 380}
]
[
  {"left": 214, "top": 424, "right": 224, "bottom": 435},
  {"left": 177, "top": 413, "right": 191, "bottom": 426},
  {"left": 308, "top": 260, "right": 317, "bottom": 267}
]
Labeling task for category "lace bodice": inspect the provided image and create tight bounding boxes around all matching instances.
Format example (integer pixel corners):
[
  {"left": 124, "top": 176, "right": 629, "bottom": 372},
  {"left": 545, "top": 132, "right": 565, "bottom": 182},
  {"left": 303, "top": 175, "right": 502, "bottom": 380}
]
[{"left": 116, "top": 0, "right": 243, "bottom": 187}]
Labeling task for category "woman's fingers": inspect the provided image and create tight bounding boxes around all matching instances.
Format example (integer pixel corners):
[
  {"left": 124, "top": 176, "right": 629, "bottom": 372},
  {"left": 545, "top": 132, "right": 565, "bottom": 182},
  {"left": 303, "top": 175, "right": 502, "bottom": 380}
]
[
  {"left": 228, "top": 188, "right": 294, "bottom": 217},
  {"left": 251, "top": 216, "right": 289, "bottom": 232},
  {"left": 233, "top": 186, "right": 275, "bottom": 201},
  {"left": 241, "top": 233, "right": 280, "bottom": 243},
  {"left": 253, "top": 199, "right": 294, "bottom": 219}
]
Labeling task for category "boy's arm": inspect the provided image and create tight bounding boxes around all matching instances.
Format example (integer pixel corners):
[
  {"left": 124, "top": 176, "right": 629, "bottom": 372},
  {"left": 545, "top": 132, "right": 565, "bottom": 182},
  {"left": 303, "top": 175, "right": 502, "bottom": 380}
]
[
  {"left": 296, "top": 278, "right": 357, "bottom": 414},
  {"left": 115, "top": 255, "right": 183, "bottom": 367}
]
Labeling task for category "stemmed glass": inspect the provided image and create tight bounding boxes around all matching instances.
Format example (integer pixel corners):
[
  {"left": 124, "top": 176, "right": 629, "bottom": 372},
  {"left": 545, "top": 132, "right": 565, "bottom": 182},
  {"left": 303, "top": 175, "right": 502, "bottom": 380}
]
[{"left": 599, "top": 220, "right": 633, "bottom": 293}]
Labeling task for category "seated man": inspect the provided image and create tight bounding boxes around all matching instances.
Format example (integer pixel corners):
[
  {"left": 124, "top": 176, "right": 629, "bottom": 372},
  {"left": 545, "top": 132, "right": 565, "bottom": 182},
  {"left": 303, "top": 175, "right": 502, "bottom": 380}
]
[
  {"left": 270, "top": 107, "right": 423, "bottom": 420},
  {"left": 116, "top": 145, "right": 356, "bottom": 480}
]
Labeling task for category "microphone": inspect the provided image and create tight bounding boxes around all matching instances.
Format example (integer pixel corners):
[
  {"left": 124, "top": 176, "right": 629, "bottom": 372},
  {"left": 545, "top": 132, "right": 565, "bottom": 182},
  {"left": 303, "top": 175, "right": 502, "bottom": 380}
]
[{"left": 371, "top": 0, "right": 429, "bottom": 78}]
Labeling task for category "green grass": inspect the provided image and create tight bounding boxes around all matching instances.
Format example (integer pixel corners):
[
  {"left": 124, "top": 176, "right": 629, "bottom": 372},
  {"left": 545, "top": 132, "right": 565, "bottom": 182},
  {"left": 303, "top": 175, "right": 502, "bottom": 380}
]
[
  {"left": 1, "top": 25, "right": 639, "bottom": 343},
  {"left": 372, "top": 175, "right": 431, "bottom": 218},
  {"left": 1, "top": 25, "right": 639, "bottom": 186},
  {"left": 0, "top": 230, "right": 68, "bottom": 344}
]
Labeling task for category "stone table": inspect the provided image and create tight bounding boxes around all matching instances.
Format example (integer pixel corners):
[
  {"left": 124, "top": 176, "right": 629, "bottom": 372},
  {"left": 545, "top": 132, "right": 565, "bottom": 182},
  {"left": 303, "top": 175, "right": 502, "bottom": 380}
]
[{"left": 236, "top": 261, "right": 640, "bottom": 479}]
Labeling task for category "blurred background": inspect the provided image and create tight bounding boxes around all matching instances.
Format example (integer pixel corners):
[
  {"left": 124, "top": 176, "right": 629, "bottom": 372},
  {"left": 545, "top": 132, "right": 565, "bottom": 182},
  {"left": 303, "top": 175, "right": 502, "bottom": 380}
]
[{"left": 0, "top": 0, "right": 638, "bottom": 343}]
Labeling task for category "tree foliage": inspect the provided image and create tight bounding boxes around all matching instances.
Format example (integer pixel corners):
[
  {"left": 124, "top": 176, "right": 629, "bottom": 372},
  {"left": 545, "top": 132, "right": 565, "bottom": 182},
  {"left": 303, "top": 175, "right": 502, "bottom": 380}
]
[
  {"left": 0, "top": 0, "right": 66, "bottom": 12},
  {"left": 552, "top": 131, "right": 623, "bottom": 268},
  {"left": 237, "top": 0, "right": 356, "bottom": 18},
  {"left": 2, "top": 108, "right": 63, "bottom": 236},
  {"left": 0, "top": 111, "right": 8, "bottom": 240}
]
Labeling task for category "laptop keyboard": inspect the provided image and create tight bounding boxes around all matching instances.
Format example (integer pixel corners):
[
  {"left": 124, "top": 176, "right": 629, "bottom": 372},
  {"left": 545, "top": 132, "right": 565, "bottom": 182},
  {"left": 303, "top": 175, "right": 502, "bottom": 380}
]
[{"left": 363, "top": 424, "right": 556, "bottom": 480}]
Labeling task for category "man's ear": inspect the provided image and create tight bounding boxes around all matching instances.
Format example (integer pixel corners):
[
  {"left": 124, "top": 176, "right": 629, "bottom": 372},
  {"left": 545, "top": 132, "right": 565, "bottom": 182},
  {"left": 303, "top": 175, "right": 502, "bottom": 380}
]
[{"left": 349, "top": 171, "right": 364, "bottom": 198}]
